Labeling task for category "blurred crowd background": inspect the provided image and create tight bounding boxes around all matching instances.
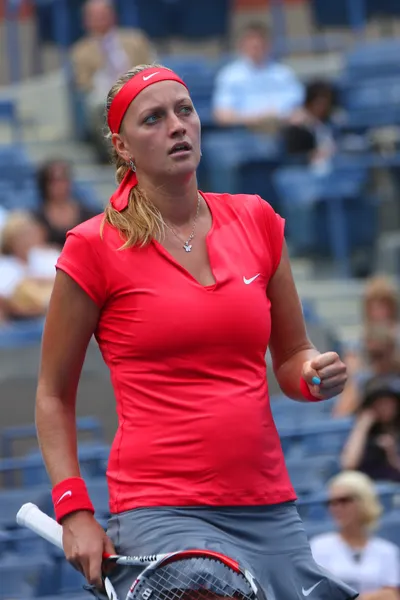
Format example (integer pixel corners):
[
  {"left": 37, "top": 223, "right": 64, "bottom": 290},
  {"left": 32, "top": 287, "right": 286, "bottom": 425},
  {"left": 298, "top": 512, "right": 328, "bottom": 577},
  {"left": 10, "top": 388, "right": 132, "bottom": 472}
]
[{"left": 0, "top": 0, "right": 400, "bottom": 598}]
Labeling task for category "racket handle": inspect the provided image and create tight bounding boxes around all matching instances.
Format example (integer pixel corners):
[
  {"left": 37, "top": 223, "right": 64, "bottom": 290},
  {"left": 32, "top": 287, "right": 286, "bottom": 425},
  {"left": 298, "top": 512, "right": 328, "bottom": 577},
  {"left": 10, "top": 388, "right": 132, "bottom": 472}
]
[{"left": 16, "top": 503, "right": 64, "bottom": 550}]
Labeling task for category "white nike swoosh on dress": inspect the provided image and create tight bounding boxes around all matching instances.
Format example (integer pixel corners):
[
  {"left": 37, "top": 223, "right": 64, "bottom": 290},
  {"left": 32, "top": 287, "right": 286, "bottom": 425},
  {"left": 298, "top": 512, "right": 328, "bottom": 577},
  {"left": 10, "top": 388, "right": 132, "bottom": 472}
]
[
  {"left": 302, "top": 581, "right": 323, "bottom": 597},
  {"left": 143, "top": 72, "right": 159, "bottom": 81},
  {"left": 56, "top": 490, "right": 72, "bottom": 505},
  {"left": 243, "top": 274, "right": 261, "bottom": 285}
]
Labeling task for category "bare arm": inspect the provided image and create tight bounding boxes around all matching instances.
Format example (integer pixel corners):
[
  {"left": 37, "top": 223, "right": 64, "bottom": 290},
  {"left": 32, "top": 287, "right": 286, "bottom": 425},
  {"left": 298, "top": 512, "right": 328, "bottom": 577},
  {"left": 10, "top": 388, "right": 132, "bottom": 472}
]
[
  {"left": 340, "top": 411, "right": 375, "bottom": 470},
  {"left": 360, "top": 588, "right": 400, "bottom": 600},
  {"left": 268, "top": 243, "right": 320, "bottom": 400},
  {"left": 36, "top": 270, "right": 100, "bottom": 485},
  {"left": 268, "top": 243, "right": 347, "bottom": 400},
  {"left": 213, "top": 108, "right": 278, "bottom": 128}
]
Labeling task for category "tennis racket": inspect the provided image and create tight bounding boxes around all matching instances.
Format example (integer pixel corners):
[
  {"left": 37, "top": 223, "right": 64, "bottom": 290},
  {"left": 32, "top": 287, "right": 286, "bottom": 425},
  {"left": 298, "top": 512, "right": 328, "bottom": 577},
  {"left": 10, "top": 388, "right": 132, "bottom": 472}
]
[{"left": 16, "top": 503, "right": 266, "bottom": 600}]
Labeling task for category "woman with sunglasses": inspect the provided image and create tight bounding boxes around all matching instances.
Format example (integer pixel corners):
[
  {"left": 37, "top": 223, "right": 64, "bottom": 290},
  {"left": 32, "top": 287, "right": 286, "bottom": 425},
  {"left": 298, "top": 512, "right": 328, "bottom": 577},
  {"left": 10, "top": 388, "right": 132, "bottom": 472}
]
[{"left": 311, "top": 471, "right": 399, "bottom": 600}]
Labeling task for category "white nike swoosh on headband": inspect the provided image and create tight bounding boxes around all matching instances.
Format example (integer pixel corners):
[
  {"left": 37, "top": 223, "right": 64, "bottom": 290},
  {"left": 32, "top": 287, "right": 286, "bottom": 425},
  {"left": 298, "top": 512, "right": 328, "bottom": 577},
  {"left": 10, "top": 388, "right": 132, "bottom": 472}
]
[{"left": 143, "top": 72, "right": 159, "bottom": 81}]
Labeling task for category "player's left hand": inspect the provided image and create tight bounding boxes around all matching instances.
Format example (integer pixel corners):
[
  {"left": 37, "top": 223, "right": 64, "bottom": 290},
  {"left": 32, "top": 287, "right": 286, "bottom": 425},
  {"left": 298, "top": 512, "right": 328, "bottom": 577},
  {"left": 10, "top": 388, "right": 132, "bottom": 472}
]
[{"left": 302, "top": 352, "right": 347, "bottom": 400}]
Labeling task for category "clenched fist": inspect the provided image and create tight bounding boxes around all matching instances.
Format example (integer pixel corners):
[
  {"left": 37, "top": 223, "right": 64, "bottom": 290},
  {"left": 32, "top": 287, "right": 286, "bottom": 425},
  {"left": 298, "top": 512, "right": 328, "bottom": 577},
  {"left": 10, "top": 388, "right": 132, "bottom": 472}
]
[{"left": 302, "top": 352, "right": 347, "bottom": 400}]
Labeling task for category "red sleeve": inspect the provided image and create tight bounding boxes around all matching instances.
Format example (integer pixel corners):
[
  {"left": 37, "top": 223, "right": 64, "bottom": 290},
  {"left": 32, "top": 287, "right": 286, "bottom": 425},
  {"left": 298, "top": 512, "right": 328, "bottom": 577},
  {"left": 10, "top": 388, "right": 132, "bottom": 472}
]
[
  {"left": 257, "top": 196, "right": 285, "bottom": 276},
  {"left": 56, "top": 231, "right": 107, "bottom": 307}
]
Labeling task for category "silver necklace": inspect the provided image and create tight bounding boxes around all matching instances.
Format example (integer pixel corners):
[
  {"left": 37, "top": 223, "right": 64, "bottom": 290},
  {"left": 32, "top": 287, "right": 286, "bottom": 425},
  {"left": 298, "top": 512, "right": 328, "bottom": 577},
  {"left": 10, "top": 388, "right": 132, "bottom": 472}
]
[{"left": 164, "top": 193, "right": 201, "bottom": 252}]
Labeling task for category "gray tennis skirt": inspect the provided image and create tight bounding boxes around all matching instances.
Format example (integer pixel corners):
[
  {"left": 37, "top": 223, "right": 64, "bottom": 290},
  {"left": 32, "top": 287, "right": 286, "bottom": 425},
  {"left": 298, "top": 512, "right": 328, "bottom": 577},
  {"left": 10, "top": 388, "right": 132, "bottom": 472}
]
[{"left": 93, "top": 502, "right": 357, "bottom": 600}]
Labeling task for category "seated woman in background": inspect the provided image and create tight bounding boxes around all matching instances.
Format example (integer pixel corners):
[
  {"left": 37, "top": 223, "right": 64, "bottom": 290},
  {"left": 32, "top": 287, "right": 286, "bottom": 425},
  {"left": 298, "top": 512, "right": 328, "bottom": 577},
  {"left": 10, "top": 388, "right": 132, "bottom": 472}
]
[
  {"left": 311, "top": 471, "right": 399, "bottom": 600},
  {"left": 334, "top": 324, "right": 400, "bottom": 417},
  {"left": 0, "top": 212, "right": 59, "bottom": 322},
  {"left": 282, "top": 80, "right": 337, "bottom": 165},
  {"left": 34, "top": 159, "right": 99, "bottom": 248},
  {"left": 341, "top": 377, "right": 400, "bottom": 482}
]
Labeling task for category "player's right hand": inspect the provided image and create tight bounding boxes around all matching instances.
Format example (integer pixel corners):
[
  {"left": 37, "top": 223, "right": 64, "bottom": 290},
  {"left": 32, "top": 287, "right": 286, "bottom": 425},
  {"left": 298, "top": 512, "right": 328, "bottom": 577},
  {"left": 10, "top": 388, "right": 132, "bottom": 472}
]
[{"left": 62, "top": 510, "right": 116, "bottom": 589}]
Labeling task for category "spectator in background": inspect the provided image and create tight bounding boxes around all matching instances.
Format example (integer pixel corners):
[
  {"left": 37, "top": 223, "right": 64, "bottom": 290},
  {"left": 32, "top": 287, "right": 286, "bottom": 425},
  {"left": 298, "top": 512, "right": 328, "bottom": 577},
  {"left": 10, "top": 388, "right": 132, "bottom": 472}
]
[
  {"left": 335, "top": 276, "right": 400, "bottom": 418},
  {"left": 71, "top": 0, "right": 153, "bottom": 161},
  {"left": 311, "top": 471, "right": 400, "bottom": 599},
  {"left": 34, "top": 160, "right": 99, "bottom": 248},
  {"left": 0, "top": 212, "right": 59, "bottom": 322},
  {"left": 362, "top": 276, "right": 399, "bottom": 336},
  {"left": 212, "top": 23, "right": 304, "bottom": 130},
  {"left": 334, "top": 325, "right": 400, "bottom": 417},
  {"left": 283, "top": 80, "right": 337, "bottom": 165},
  {"left": 341, "top": 377, "right": 400, "bottom": 482}
]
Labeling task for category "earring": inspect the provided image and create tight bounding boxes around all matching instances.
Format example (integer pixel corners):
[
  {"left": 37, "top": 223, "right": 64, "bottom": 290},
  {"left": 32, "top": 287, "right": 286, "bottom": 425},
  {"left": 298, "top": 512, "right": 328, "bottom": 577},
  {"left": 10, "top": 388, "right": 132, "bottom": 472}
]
[{"left": 129, "top": 158, "right": 136, "bottom": 172}]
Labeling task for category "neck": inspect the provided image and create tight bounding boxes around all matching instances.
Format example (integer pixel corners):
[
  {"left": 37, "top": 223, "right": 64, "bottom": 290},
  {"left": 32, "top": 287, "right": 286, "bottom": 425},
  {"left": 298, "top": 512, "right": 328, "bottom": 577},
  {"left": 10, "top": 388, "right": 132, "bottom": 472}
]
[
  {"left": 340, "top": 526, "right": 368, "bottom": 549},
  {"left": 141, "top": 174, "right": 199, "bottom": 226}
]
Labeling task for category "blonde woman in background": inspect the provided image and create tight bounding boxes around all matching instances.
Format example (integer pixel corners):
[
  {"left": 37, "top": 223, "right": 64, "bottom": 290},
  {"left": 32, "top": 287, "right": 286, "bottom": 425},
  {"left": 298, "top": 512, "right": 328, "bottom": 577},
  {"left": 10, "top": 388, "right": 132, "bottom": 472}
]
[
  {"left": 335, "top": 276, "right": 400, "bottom": 417},
  {"left": 311, "top": 471, "right": 400, "bottom": 599}
]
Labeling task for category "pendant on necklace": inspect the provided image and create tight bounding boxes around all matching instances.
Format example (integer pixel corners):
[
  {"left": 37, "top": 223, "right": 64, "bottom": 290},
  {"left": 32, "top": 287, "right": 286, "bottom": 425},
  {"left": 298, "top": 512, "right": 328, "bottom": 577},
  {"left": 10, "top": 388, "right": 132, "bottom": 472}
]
[{"left": 184, "top": 243, "right": 192, "bottom": 252}]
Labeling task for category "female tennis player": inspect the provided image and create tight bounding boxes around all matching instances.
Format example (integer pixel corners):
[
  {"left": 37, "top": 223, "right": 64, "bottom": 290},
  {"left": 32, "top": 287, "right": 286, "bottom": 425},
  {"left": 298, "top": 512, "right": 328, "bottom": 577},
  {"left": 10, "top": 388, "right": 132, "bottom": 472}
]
[{"left": 36, "top": 64, "right": 355, "bottom": 600}]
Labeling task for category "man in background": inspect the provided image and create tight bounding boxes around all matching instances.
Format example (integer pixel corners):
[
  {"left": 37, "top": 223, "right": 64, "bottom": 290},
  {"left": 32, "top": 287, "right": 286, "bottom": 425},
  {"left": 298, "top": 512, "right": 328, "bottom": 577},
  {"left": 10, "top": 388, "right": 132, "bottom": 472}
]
[
  {"left": 213, "top": 23, "right": 304, "bottom": 131},
  {"left": 71, "top": 0, "right": 154, "bottom": 161}
]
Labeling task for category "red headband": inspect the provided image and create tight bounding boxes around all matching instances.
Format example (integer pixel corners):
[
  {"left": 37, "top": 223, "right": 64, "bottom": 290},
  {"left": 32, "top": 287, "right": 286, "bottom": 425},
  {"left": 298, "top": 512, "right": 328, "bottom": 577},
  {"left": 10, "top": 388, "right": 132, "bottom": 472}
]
[{"left": 108, "top": 67, "right": 188, "bottom": 211}]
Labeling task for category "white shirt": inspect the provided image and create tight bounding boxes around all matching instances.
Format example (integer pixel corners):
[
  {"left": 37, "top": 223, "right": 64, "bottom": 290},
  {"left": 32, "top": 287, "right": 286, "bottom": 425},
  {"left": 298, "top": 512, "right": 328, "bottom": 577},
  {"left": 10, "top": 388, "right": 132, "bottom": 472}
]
[
  {"left": 311, "top": 532, "right": 400, "bottom": 593},
  {"left": 0, "top": 247, "right": 59, "bottom": 298},
  {"left": 213, "top": 58, "right": 304, "bottom": 118}
]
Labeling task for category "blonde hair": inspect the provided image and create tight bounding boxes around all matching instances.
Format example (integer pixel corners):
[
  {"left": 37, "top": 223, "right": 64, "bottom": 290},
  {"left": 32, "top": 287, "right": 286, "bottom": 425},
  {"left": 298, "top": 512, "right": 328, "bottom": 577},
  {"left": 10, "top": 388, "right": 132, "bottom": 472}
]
[
  {"left": 102, "top": 64, "right": 170, "bottom": 249},
  {"left": 0, "top": 211, "right": 42, "bottom": 255},
  {"left": 363, "top": 275, "right": 399, "bottom": 323},
  {"left": 328, "top": 471, "right": 383, "bottom": 529}
]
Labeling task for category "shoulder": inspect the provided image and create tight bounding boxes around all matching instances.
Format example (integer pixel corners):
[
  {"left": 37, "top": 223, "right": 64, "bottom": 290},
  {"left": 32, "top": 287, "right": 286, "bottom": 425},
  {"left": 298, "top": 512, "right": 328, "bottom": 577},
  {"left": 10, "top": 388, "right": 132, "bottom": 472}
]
[
  {"left": 118, "top": 28, "right": 150, "bottom": 44},
  {"left": 68, "top": 213, "right": 104, "bottom": 242},
  {"left": 370, "top": 536, "right": 400, "bottom": 559},
  {"left": 216, "top": 60, "right": 247, "bottom": 84},
  {"left": 70, "top": 36, "right": 92, "bottom": 59},
  {"left": 268, "top": 62, "right": 298, "bottom": 80},
  {"left": 205, "top": 192, "right": 281, "bottom": 227}
]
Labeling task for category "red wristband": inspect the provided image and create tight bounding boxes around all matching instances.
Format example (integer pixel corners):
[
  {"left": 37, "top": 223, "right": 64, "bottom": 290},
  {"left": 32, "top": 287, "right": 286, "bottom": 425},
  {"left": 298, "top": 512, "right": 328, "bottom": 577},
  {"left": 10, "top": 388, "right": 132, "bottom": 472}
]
[
  {"left": 300, "top": 377, "right": 323, "bottom": 402},
  {"left": 52, "top": 477, "right": 95, "bottom": 524}
]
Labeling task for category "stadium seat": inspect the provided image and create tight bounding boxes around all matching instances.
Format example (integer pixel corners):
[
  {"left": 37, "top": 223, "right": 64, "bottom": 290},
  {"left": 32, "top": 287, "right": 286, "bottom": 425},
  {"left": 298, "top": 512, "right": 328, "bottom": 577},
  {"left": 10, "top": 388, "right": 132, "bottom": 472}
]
[
  {"left": 377, "top": 512, "right": 400, "bottom": 548},
  {"left": 0, "top": 99, "right": 21, "bottom": 142},
  {"left": 273, "top": 164, "right": 378, "bottom": 276},
  {"left": 236, "top": 158, "right": 283, "bottom": 212},
  {"left": 1, "top": 417, "right": 104, "bottom": 459},
  {"left": 297, "top": 493, "right": 330, "bottom": 522},
  {"left": 0, "top": 486, "right": 51, "bottom": 529},
  {"left": 0, "top": 552, "right": 54, "bottom": 598},
  {"left": 286, "top": 456, "right": 339, "bottom": 495},
  {"left": 303, "top": 519, "right": 335, "bottom": 541},
  {"left": 279, "top": 418, "right": 354, "bottom": 459},
  {"left": 344, "top": 40, "right": 400, "bottom": 81},
  {"left": 179, "top": 0, "right": 231, "bottom": 41}
]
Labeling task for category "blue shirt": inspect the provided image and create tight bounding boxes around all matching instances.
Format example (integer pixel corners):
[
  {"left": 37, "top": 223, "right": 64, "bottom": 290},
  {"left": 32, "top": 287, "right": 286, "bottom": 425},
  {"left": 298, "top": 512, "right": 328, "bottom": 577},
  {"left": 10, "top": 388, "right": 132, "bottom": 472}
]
[{"left": 213, "top": 58, "right": 304, "bottom": 118}]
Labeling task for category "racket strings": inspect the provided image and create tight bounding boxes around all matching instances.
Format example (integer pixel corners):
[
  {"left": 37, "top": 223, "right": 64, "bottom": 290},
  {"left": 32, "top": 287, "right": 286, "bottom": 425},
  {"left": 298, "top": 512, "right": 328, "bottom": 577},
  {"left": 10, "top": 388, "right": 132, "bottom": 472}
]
[{"left": 132, "top": 557, "right": 256, "bottom": 600}]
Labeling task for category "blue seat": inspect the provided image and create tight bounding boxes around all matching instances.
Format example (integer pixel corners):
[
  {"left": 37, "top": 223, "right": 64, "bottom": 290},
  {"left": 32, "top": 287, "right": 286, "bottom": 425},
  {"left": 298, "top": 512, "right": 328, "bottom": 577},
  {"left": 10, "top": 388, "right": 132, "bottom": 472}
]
[
  {"left": 304, "top": 520, "right": 335, "bottom": 541},
  {"left": 236, "top": 158, "right": 283, "bottom": 212},
  {"left": 0, "top": 552, "right": 54, "bottom": 598},
  {"left": 21, "top": 443, "right": 109, "bottom": 487},
  {"left": 377, "top": 512, "right": 400, "bottom": 548},
  {"left": 309, "top": 0, "right": 366, "bottom": 28},
  {"left": 286, "top": 456, "right": 339, "bottom": 496},
  {"left": 0, "top": 486, "right": 51, "bottom": 529},
  {"left": 86, "top": 478, "right": 110, "bottom": 518},
  {"left": 280, "top": 418, "right": 354, "bottom": 459},
  {"left": 1, "top": 416, "right": 104, "bottom": 459},
  {"left": 0, "top": 318, "right": 45, "bottom": 349},
  {"left": 297, "top": 492, "right": 330, "bottom": 522},
  {"left": 179, "top": 0, "right": 231, "bottom": 40},
  {"left": 136, "top": 0, "right": 230, "bottom": 41},
  {"left": 344, "top": 40, "right": 400, "bottom": 81},
  {"left": 0, "top": 99, "right": 21, "bottom": 142},
  {"left": 273, "top": 164, "right": 378, "bottom": 276}
]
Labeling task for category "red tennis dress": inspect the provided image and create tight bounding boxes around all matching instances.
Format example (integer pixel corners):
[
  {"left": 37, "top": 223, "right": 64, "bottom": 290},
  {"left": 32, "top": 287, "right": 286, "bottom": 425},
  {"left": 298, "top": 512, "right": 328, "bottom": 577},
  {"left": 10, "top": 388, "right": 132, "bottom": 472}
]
[{"left": 56, "top": 192, "right": 296, "bottom": 513}]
